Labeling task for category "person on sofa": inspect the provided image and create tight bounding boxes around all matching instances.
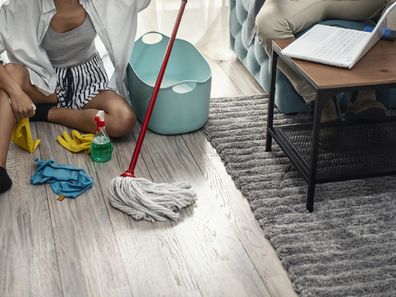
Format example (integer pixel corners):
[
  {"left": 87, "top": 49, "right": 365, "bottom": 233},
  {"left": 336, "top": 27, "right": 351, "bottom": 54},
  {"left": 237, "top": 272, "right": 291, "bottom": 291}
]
[{"left": 255, "top": 0, "right": 396, "bottom": 122}]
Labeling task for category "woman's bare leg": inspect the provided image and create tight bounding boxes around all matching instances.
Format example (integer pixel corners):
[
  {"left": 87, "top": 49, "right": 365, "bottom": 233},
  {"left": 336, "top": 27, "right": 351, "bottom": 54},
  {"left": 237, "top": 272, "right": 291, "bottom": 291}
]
[
  {"left": 48, "top": 91, "right": 137, "bottom": 137},
  {"left": 3, "top": 64, "right": 58, "bottom": 105},
  {"left": 5, "top": 64, "right": 136, "bottom": 137},
  {"left": 0, "top": 63, "right": 55, "bottom": 193},
  {"left": 0, "top": 65, "right": 58, "bottom": 165},
  {"left": 0, "top": 90, "right": 17, "bottom": 168},
  {"left": 0, "top": 90, "right": 15, "bottom": 192}
]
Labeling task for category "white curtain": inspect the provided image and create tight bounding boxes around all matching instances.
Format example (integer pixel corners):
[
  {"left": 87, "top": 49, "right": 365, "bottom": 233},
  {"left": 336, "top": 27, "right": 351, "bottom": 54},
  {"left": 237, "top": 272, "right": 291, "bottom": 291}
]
[{"left": 137, "top": 0, "right": 233, "bottom": 60}]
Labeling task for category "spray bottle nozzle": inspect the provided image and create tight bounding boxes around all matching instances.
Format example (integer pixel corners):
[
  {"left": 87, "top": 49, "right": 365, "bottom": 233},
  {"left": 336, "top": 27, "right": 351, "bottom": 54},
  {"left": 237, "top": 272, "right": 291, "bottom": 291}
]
[
  {"left": 95, "top": 110, "right": 105, "bottom": 129},
  {"left": 95, "top": 110, "right": 105, "bottom": 122}
]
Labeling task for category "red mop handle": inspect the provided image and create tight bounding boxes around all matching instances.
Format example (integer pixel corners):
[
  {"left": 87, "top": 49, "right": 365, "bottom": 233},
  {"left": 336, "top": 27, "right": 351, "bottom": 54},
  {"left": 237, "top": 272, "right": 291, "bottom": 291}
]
[{"left": 122, "top": 0, "right": 188, "bottom": 177}]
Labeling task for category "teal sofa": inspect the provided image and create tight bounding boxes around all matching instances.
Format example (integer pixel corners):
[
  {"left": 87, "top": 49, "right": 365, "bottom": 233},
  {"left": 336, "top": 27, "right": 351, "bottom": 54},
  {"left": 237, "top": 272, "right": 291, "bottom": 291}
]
[{"left": 229, "top": 0, "right": 396, "bottom": 113}]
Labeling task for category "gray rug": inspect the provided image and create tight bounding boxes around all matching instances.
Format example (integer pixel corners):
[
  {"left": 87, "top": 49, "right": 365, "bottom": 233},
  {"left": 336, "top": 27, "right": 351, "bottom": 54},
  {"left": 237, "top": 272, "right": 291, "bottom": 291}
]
[{"left": 204, "top": 95, "right": 396, "bottom": 297}]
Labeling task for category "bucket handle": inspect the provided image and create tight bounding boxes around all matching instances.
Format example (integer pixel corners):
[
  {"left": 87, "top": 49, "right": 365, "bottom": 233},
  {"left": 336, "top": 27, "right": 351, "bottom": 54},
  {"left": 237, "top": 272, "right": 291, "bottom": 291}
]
[
  {"left": 171, "top": 81, "right": 197, "bottom": 94},
  {"left": 140, "top": 31, "right": 169, "bottom": 45}
]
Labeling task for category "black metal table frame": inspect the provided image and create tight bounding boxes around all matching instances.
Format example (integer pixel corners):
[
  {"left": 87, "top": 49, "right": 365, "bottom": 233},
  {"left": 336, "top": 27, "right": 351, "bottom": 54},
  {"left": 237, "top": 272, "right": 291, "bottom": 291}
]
[{"left": 265, "top": 48, "right": 396, "bottom": 212}]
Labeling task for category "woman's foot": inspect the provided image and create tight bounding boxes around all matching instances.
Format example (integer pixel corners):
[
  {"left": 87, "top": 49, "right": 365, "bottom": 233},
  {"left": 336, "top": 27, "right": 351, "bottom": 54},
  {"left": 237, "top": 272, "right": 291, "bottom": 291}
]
[{"left": 0, "top": 166, "right": 12, "bottom": 193}]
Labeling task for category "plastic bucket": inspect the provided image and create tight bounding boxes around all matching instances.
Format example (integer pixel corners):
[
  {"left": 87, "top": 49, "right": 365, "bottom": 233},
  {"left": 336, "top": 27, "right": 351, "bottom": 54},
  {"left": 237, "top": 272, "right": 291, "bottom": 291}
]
[{"left": 126, "top": 32, "right": 212, "bottom": 135}]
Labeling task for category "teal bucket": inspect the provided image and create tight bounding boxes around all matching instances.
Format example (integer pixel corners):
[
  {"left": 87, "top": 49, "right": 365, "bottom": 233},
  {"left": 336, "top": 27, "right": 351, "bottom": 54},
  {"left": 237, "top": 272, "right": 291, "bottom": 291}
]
[{"left": 126, "top": 32, "right": 212, "bottom": 135}]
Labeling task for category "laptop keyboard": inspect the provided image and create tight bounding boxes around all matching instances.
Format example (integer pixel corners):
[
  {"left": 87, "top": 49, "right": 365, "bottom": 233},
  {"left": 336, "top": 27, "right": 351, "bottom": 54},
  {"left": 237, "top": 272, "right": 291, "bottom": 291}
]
[{"left": 311, "top": 29, "right": 368, "bottom": 62}]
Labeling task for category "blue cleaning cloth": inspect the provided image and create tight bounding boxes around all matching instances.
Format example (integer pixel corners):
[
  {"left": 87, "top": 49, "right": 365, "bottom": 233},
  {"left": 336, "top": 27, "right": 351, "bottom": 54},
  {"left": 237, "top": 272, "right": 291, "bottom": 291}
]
[{"left": 31, "top": 158, "right": 93, "bottom": 198}]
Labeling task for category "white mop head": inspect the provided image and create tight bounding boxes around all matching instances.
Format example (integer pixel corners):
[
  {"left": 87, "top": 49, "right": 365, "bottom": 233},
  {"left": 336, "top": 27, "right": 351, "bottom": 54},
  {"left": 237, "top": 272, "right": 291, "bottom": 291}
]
[{"left": 108, "top": 176, "right": 197, "bottom": 222}]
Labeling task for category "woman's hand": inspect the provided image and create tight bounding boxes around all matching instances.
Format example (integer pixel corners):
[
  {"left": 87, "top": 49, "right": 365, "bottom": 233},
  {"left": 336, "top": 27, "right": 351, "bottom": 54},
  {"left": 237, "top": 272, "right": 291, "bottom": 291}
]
[{"left": 8, "top": 87, "right": 36, "bottom": 120}]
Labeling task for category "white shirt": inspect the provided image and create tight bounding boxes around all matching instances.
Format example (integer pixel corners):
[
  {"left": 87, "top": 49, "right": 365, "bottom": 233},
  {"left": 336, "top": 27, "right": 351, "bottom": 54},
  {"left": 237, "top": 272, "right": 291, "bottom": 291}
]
[{"left": 0, "top": 0, "right": 151, "bottom": 99}]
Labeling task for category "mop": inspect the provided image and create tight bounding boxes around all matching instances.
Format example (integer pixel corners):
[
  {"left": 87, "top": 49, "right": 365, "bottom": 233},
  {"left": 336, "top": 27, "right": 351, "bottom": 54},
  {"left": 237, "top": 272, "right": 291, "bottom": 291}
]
[{"left": 108, "top": 0, "right": 196, "bottom": 222}]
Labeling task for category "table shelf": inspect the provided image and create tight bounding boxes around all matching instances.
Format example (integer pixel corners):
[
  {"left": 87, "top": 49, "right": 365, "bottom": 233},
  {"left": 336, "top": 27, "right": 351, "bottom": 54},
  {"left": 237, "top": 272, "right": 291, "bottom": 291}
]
[{"left": 270, "top": 119, "right": 396, "bottom": 184}]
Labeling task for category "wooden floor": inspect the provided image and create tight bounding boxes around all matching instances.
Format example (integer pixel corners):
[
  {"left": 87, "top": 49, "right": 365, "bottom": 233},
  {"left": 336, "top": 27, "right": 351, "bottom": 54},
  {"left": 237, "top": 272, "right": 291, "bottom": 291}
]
[{"left": 0, "top": 55, "right": 297, "bottom": 297}]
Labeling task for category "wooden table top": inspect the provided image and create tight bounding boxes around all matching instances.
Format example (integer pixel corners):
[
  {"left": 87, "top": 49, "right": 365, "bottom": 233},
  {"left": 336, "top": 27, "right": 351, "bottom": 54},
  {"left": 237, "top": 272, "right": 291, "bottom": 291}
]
[{"left": 273, "top": 38, "right": 396, "bottom": 90}]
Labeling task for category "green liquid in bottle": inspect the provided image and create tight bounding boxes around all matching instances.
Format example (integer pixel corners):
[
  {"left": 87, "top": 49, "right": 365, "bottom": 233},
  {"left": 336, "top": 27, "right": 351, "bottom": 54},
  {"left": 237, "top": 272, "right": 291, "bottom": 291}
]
[{"left": 91, "top": 136, "right": 113, "bottom": 163}]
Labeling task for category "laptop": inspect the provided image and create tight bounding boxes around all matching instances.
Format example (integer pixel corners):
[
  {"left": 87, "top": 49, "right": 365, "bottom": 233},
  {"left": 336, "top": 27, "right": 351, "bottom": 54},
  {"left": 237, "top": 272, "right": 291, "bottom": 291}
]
[{"left": 281, "top": 2, "right": 396, "bottom": 69}]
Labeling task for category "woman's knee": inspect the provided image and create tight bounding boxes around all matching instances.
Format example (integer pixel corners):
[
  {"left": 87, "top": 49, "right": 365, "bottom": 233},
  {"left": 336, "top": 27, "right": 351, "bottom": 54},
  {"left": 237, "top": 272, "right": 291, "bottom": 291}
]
[
  {"left": 256, "top": 8, "right": 291, "bottom": 42},
  {"left": 108, "top": 106, "right": 137, "bottom": 137}
]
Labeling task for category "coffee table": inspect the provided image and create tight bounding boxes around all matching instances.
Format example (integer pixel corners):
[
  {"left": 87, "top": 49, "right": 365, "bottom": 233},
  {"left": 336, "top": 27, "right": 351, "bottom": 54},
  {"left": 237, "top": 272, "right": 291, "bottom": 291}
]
[{"left": 265, "top": 38, "right": 396, "bottom": 212}]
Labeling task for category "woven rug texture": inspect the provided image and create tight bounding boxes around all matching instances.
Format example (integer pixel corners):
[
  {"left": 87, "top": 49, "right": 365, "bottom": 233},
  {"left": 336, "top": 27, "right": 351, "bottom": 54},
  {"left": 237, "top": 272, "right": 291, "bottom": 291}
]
[{"left": 203, "top": 95, "right": 396, "bottom": 297}]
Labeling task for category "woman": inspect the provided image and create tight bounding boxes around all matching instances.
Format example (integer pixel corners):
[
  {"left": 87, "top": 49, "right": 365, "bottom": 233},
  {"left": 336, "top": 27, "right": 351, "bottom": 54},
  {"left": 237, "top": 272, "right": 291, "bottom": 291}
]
[
  {"left": 0, "top": 0, "right": 150, "bottom": 193},
  {"left": 255, "top": 0, "right": 396, "bottom": 122}
]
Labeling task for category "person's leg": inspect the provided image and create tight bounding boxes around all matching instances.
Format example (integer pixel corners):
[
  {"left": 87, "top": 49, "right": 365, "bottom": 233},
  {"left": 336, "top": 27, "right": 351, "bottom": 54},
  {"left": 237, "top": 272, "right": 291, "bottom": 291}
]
[
  {"left": 0, "top": 63, "right": 56, "bottom": 193},
  {"left": 346, "top": 89, "right": 386, "bottom": 120},
  {"left": 256, "top": 0, "right": 389, "bottom": 121},
  {"left": 3, "top": 64, "right": 58, "bottom": 105},
  {"left": 0, "top": 89, "right": 16, "bottom": 193},
  {"left": 47, "top": 91, "right": 137, "bottom": 137},
  {"left": 4, "top": 64, "right": 59, "bottom": 122},
  {"left": 256, "top": 0, "right": 326, "bottom": 103},
  {"left": 256, "top": 0, "right": 389, "bottom": 102},
  {"left": 324, "top": 0, "right": 390, "bottom": 120}
]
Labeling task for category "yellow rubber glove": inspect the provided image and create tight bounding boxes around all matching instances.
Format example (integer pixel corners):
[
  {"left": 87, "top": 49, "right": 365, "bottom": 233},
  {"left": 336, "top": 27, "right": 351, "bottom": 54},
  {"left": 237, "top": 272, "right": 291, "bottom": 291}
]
[
  {"left": 57, "top": 130, "right": 94, "bottom": 153},
  {"left": 12, "top": 118, "right": 40, "bottom": 153}
]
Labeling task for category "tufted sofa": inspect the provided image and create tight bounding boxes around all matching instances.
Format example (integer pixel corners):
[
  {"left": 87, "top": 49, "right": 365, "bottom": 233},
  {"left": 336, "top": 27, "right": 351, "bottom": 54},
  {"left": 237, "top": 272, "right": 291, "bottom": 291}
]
[{"left": 229, "top": 0, "right": 396, "bottom": 113}]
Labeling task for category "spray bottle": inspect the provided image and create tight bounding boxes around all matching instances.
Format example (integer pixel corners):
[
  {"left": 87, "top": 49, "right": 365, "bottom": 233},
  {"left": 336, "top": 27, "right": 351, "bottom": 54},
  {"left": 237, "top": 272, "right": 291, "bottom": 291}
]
[{"left": 91, "top": 110, "right": 113, "bottom": 163}]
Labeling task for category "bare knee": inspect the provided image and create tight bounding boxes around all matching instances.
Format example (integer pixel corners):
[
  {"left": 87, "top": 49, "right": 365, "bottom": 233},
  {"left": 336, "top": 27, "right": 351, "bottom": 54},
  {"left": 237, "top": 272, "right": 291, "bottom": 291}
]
[{"left": 107, "top": 107, "right": 137, "bottom": 137}]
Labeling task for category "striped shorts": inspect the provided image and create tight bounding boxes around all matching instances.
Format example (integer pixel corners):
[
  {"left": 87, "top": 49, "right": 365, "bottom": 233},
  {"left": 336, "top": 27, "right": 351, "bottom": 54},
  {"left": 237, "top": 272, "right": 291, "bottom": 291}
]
[{"left": 55, "top": 53, "right": 111, "bottom": 109}]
